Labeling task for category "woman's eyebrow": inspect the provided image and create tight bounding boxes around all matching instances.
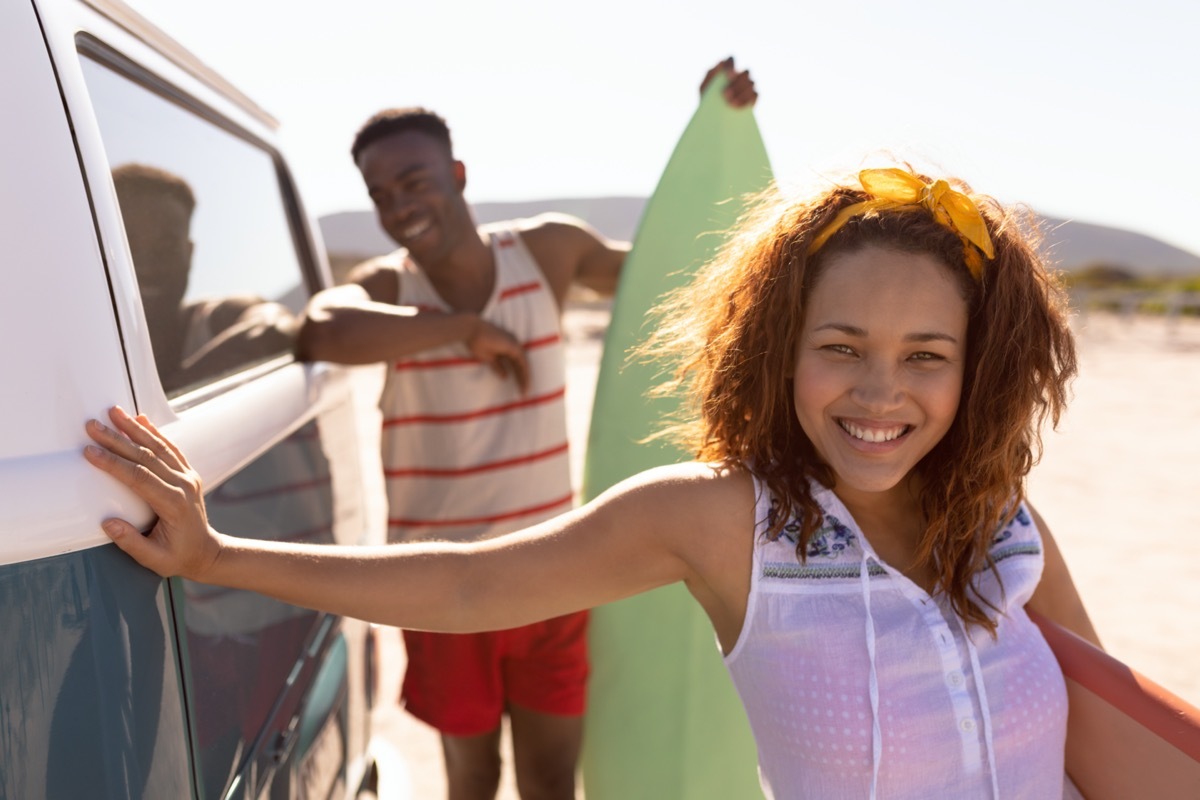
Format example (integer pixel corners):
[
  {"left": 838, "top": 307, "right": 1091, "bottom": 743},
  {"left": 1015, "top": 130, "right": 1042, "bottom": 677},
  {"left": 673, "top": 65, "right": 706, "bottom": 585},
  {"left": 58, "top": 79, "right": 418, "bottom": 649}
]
[
  {"left": 905, "top": 331, "right": 960, "bottom": 345},
  {"left": 811, "top": 322, "right": 866, "bottom": 337},
  {"left": 810, "top": 322, "right": 959, "bottom": 345}
]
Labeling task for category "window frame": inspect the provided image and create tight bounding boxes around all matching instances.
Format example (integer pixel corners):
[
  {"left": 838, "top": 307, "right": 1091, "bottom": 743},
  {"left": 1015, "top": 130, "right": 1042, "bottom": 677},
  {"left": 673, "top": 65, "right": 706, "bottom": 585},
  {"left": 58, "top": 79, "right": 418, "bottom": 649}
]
[{"left": 76, "top": 33, "right": 323, "bottom": 410}]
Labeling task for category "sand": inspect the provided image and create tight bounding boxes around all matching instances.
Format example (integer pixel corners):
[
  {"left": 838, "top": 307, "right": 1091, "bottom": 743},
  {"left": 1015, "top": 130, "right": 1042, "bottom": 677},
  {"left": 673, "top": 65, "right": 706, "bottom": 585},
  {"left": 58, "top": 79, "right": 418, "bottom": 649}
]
[
  {"left": 374, "top": 306, "right": 1200, "bottom": 799},
  {"left": 1026, "top": 311, "right": 1200, "bottom": 704}
]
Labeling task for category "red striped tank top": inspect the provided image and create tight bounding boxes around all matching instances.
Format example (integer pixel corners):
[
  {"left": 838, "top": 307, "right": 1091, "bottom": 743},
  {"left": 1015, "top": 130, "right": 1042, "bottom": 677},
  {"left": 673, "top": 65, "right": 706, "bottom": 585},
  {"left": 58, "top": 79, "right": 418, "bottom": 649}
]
[{"left": 379, "top": 222, "right": 573, "bottom": 542}]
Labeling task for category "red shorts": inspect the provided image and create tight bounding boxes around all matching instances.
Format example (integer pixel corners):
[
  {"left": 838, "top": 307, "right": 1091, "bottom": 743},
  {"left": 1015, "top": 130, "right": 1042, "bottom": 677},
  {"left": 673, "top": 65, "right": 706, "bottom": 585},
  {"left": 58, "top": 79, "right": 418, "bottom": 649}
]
[{"left": 401, "top": 610, "right": 589, "bottom": 737}]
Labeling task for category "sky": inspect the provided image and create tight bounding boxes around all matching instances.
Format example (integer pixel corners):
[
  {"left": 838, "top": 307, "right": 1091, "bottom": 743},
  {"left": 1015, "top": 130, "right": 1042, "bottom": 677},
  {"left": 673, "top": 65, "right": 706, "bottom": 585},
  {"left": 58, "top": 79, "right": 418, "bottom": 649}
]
[{"left": 129, "top": 0, "right": 1200, "bottom": 258}]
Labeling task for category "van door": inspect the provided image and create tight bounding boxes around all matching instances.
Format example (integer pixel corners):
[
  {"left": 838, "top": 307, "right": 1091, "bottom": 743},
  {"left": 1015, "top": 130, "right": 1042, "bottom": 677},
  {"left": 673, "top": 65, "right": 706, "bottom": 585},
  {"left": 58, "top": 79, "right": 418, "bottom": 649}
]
[
  {"left": 0, "top": 2, "right": 191, "bottom": 797},
  {"left": 66, "top": 26, "right": 383, "bottom": 800}
]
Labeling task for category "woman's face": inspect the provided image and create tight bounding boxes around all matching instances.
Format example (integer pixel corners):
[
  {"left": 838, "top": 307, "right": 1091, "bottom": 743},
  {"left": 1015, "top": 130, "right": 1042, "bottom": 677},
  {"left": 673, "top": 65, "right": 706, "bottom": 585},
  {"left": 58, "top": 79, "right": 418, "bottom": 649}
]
[{"left": 792, "top": 246, "right": 969, "bottom": 506}]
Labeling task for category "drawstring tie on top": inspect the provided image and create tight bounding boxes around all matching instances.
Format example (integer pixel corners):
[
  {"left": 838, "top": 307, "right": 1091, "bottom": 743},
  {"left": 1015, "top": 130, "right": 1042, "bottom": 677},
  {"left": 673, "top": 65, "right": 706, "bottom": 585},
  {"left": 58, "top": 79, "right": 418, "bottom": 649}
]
[
  {"left": 860, "top": 548, "right": 1002, "bottom": 800},
  {"left": 860, "top": 550, "right": 882, "bottom": 799}
]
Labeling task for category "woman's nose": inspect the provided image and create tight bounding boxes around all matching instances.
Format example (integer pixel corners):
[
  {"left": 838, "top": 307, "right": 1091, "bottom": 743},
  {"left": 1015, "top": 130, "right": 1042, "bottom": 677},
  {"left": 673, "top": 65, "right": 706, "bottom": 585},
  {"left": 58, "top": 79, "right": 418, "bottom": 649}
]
[{"left": 850, "top": 362, "right": 905, "bottom": 412}]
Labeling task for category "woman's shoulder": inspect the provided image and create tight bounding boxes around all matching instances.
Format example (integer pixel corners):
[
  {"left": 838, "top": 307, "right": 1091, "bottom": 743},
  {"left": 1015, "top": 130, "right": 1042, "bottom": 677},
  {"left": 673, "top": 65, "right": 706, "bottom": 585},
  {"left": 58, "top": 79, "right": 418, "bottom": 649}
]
[
  {"left": 605, "top": 462, "right": 756, "bottom": 538},
  {"left": 619, "top": 460, "right": 755, "bottom": 503}
]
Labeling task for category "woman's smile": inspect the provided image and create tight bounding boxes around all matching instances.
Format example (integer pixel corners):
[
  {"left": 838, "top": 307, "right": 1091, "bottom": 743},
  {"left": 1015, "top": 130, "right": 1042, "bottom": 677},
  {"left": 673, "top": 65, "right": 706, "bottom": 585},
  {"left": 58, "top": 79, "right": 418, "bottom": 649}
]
[{"left": 837, "top": 418, "right": 913, "bottom": 445}]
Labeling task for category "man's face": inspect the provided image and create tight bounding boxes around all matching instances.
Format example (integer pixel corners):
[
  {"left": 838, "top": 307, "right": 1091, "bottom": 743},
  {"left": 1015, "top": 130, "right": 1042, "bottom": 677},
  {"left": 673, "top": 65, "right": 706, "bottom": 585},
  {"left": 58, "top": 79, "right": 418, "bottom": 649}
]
[
  {"left": 123, "top": 194, "right": 193, "bottom": 312},
  {"left": 357, "top": 131, "right": 472, "bottom": 266}
]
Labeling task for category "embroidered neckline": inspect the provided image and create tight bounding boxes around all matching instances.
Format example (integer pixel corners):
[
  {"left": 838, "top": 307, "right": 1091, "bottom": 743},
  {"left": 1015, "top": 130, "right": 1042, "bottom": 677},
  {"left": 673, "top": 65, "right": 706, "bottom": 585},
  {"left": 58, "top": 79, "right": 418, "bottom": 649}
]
[{"left": 762, "top": 496, "right": 1039, "bottom": 581}]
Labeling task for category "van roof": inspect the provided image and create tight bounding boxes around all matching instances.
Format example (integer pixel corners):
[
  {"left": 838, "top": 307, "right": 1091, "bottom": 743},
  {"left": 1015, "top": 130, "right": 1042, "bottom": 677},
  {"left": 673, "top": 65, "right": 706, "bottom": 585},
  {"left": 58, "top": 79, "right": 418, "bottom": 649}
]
[{"left": 80, "top": 0, "right": 279, "bottom": 130}]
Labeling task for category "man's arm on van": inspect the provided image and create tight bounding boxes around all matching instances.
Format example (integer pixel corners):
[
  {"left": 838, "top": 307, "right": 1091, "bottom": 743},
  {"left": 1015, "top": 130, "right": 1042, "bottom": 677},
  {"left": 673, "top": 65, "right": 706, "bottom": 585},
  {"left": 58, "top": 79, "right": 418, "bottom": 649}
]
[
  {"left": 83, "top": 406, "right": 728, "bottom": 633},
  {"left": 296, "top": 261, "right": 529, "bottom": 391}
]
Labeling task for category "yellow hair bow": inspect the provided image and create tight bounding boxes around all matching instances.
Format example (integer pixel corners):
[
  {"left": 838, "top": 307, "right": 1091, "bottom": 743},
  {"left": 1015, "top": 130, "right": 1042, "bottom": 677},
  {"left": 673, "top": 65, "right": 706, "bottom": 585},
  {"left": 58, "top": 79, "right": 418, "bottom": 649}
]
[{"left": 807, "top": 168, "right": 996, "bottom": 279}]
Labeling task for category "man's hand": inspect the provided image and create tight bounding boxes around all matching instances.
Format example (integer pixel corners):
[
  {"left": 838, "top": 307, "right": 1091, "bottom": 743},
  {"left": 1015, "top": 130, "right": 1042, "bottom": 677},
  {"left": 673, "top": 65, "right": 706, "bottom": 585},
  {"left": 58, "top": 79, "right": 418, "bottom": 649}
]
[
  {"left": 465, "top": 317, "right": 530, "bottom": 394},
  {"left": 700, "top": 57, "right": 757, "bottom": 108}
]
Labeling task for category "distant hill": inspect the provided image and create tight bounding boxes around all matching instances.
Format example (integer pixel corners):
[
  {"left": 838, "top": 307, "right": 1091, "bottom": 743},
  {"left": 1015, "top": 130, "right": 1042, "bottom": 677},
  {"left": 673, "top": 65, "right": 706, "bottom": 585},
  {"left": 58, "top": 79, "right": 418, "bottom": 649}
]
[
  {"left": 319, "top": 198, "right": 647, "bottom": 271},
  {"left": 319, "top": 197, "right": 1200, "bottom": 278}
]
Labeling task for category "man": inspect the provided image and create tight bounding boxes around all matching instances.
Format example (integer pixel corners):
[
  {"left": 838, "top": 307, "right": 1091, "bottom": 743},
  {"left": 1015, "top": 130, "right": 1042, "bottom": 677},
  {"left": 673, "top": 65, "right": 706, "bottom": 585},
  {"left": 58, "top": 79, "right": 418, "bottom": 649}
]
[{"left": 297, "top": 58, "right": 756, "bottom": 800}]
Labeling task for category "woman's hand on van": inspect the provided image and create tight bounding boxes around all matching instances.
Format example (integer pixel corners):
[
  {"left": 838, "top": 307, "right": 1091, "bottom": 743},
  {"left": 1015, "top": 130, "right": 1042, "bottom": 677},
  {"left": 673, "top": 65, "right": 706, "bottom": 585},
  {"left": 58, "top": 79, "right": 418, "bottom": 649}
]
[{"left": 84, "top": 407, "right": 221, "bottom": 581}]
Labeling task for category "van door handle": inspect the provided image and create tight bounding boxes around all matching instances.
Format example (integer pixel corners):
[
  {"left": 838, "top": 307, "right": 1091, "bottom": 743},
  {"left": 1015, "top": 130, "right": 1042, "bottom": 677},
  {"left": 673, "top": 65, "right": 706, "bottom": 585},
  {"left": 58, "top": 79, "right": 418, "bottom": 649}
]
[{"left": 272, "top": 714, "right": 301, "bottom": 764}]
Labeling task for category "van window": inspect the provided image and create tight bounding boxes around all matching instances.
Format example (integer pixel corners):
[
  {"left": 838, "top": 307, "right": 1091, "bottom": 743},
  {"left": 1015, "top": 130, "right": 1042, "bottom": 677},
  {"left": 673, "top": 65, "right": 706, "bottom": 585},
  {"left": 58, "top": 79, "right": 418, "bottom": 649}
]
[{"left": 79, "top": 53, "right": 305, "bottom": 398}]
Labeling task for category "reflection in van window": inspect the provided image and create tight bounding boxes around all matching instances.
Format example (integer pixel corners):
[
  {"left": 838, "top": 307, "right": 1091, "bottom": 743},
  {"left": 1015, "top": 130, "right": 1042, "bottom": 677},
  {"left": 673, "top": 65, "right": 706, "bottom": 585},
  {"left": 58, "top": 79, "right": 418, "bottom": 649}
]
[
  {"left": 111, "top": 165, "right": 295, "bottom": 393},
  {"left": 79, "top": 56, "right": 304, "bottom": 396}
]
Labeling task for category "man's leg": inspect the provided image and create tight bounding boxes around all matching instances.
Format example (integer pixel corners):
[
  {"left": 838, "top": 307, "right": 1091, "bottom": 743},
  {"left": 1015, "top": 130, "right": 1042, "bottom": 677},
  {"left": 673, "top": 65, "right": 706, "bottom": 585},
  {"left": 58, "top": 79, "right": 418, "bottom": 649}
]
[
  {"left": 503, "top": 611, "right": 589, "bottom": 800},
  {"left": 401, "top": 629, "right": 507, "bottom": 799},
  {"left": 441, "top": 728, "right": 503, "bottom": 800},
  {"left": 508, "top": 704, "right": 582, "bottom": 800}
]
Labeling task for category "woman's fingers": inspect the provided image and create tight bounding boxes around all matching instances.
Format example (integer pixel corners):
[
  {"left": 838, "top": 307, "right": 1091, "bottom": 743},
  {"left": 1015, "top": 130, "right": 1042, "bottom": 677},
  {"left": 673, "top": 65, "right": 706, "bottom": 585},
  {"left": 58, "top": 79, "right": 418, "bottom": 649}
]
[
  {"left": 83, "top": 435, "right": 176, "bottom": 573},
  {"left": 83, "top": 434, "right": 179, "bottom": 507},
  {"left": 99, "top": 515, "right": 169, "bottom": 574},
  {"left": 85, "top": 407, "right": 198, "bottom": 510},
  {"left": 134, "top": 411, "right": 190, "bottom": 467},
  {"left": 107, "top": 405, "right": 190, "bottom": 473},
  {"left": 85, "top": 407, "right": 196, "bottom": 493}
]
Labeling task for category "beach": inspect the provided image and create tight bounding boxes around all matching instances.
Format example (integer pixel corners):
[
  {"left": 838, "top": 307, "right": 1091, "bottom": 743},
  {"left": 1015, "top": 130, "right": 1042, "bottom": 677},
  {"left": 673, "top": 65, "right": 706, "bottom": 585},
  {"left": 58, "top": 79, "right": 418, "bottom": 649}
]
[
  {"left": 374, "top": 305, "right": 1200, "bottom": 799},
  {"left": 1027, "top": 311, "right": 1200, "bottom": 704}
]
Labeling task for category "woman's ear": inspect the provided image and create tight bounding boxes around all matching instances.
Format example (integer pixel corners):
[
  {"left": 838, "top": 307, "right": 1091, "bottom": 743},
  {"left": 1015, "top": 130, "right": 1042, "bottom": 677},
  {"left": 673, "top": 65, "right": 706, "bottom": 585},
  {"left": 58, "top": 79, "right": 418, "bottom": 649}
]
[{"left": 454, "top": 160, "right": 466, "bottom": 191}]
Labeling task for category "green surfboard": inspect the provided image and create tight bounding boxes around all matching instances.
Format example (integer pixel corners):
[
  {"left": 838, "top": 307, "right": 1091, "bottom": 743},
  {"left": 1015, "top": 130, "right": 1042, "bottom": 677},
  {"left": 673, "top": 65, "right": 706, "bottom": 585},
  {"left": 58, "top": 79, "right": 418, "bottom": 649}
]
[{"left": 579, "top": 76, "right": 773, "bottom": 799}]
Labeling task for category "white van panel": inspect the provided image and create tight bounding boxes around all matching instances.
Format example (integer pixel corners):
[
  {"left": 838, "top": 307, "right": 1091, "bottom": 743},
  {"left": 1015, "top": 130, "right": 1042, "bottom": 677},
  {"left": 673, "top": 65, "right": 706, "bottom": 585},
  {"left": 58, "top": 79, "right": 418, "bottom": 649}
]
[
  {"left": 0, "top": 1, "right": 309, "bottom": 566},
  {"left": 0, "top": 0, "right": 134, "bottom": 462},
  {"left": 0, "top": 361, "right": 301, "bottom": 567}
]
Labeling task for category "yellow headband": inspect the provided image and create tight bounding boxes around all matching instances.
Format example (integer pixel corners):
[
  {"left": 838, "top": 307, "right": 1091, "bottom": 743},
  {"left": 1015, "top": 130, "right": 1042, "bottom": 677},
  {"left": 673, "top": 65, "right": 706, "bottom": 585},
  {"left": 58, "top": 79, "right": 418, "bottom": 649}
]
[{"left": 807, "top": 168, "right": 996, "bottom": 279}]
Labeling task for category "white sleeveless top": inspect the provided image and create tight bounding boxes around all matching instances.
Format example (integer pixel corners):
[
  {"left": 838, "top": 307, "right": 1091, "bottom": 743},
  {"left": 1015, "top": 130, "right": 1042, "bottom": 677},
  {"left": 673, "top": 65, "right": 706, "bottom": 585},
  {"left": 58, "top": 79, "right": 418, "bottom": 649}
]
[
  {"left": 725, "top": 479, "right": 1069, "bottom": 799},
  {"left": 378, "top": 221, "right": 572, "bottom": 542}
]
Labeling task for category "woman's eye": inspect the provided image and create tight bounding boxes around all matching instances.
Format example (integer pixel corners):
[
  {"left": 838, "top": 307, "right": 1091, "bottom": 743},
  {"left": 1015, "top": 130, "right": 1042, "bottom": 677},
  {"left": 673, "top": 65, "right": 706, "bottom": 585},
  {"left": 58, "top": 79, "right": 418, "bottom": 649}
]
[
  {"left": 909, "top": 351, "right": 945, "bottom": 362},
  {"left": 823, "top": 344, "right": 856, "bottom": 356}
]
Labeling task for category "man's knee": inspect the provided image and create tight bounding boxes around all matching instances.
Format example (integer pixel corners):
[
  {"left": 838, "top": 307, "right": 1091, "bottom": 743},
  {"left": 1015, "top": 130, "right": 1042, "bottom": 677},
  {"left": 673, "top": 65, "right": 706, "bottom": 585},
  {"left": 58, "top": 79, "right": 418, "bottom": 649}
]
[
  {"left": 513, "top": 754, "right": 576, "bottom": 800},
  {"left": 509, "top": 707, "right": 582, "bottom": 800},
  {"left": 442, "top": 731, "right": 502, "bottom": 800}
]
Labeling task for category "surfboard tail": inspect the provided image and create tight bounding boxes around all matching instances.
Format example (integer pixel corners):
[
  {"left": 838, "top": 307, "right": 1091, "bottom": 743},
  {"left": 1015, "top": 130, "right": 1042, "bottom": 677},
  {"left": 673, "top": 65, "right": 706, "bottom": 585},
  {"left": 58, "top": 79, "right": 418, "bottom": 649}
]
[{"left": 1029, "top": 609, "right": 1200, "bottom": 799}]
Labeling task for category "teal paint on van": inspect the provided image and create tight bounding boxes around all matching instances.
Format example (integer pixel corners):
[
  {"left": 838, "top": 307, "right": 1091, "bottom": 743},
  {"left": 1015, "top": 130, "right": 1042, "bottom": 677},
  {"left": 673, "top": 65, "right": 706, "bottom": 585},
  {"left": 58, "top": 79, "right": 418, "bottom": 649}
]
[
  {"left": 0, "top": 545, "right": 191, "bottom": 799},
  {"left": 299, "top": 633, "right": 349, "bottom": 756}
]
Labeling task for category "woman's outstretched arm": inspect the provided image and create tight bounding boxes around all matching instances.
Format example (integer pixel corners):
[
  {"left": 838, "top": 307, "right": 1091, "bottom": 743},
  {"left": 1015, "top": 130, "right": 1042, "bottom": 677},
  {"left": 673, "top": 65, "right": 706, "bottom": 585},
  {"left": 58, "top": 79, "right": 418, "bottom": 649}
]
[{"left": 83, "top": 406, "right": 747, "bottom": 633}]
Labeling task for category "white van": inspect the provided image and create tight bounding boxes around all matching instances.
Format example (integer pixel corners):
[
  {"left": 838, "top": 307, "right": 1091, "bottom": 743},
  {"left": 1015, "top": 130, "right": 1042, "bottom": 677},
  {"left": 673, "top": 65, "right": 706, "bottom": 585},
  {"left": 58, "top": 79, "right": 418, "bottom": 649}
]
[{"left": 1, "top": 0, "right": 386, "bottom": 797}]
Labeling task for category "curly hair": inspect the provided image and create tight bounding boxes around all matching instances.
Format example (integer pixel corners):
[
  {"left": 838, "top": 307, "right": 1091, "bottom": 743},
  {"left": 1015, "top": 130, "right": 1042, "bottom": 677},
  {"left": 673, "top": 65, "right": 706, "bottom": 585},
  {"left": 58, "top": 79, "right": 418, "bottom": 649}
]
[{"left": 642, "top": 170, "right": 1077, "bottom": 632}]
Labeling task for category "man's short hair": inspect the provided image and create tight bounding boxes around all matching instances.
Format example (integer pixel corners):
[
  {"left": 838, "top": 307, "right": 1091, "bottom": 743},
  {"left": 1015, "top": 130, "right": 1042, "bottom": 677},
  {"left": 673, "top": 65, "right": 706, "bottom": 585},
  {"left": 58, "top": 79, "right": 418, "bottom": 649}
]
[
  {"left": 112, "top": 163, "right": 196, "bottom": 214},
  {"left": 350, "top": 107, "right": 453, "bottom": 163}
]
